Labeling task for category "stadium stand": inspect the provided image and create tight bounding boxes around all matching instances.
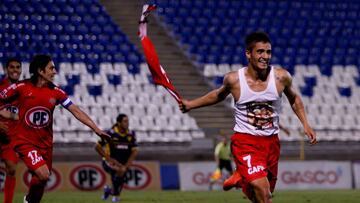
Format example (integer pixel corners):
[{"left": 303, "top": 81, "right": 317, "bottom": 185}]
[
  {"left": 0, "top": 0, "right": 204, "bottom": 145},
  {"left": 154, "top": 0, "right": 360, "bottom": 142},
  {"left": 1, "top": 0, "right": 360, "bottom": 160}
]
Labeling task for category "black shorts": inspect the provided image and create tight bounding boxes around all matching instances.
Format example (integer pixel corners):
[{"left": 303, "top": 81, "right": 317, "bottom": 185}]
[{"left": 219, "top": 159, "right": 233, "bottom": 173}]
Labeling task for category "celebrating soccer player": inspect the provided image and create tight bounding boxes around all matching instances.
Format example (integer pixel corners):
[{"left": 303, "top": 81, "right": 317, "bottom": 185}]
[
  {"left": 180, "top": 32, "right": 317, "bottom": 203},
  {"left": 0, "top": 58, "right": 22, "bottom": 203},
  {"left": 0, "top": 54, "right": 109, "bottom": 203}
]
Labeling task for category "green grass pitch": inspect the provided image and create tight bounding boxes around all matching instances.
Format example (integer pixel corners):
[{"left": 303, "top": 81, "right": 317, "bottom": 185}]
[{"left": 2, "top": 190, "right": 360, "bottom": 203}]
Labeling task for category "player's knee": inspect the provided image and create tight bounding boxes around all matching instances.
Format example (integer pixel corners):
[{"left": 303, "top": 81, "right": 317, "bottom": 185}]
[
  {"left": 38, "top": 174, "right": 49, "bottom": 182},
  {"left": 6, "top": 167, "right": 16, "bottom": 176},
  {"left": 251, "top": 183, "right": 271, "bottom": 201},
  {"left": 35, "top": 169, "right": 50, "bottom": 182}
]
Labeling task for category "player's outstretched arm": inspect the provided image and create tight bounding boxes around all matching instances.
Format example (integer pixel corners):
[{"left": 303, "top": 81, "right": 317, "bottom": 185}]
[
  {"left": 67, "top": 104, "right": 110, "bottom": 140},
  {"left": 180, "top": 72, "right": 235, "bottom": 113},
  {"left": 281, "top": 69, "right": 317, "bottom": 145}
]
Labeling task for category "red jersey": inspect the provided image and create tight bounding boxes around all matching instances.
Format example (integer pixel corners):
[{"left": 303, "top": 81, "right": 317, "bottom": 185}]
[
  {"left": 0, "top": 79, "right": 72, "bottom": 148},
  {"left": 0, "top": 78, "right": 19, "bottom": 139}
]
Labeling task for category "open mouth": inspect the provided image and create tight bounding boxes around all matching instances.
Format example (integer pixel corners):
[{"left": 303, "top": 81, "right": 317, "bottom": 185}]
[
  {"left": 259, "top": 61, "right": 268, "bottom": 66},
  {"left": 10, "top": 72, "right": 20, "bottom": 78}
]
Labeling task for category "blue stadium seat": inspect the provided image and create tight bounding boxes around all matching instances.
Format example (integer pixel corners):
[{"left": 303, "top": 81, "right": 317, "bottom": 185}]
[
  {"left": 61, "top": 85, "right": 75, "bottom": 96},
  {"left": 338, "top": 87, "right": 351, "bottom": 97},
  {"left": 127, "top": 63, "right": 140, "bottom": 75},
  {"left": 107, "top": 74, "right": 121, "bottom": 86},
  {"left": 87, "top": 85, "right": 102, "bottom": 97},
  {"left": 213, "top": 76, "right": 224, "bottom": 87},
  {"left": 300, "top": 85, "right": 313, "bottom": 97},
  {"left": 86, "top": 63, "right": 100, "bottom": 74},
  {"left": 304, "top": 76, "right": 317, "bottom": 87},
  {"left": 66, "top": 74, "right": 81, "bottom": 86}
]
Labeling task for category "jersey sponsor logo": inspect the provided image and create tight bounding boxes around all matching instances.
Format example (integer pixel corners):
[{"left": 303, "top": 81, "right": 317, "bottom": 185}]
[
  {"left": 27, "top": 150, "right": 44, "bottom": 165},
  {"left": 0, "top": 166, "right": 6, "bottom": 191},
  {"left": 123, "top": 164, "right": 151, "bottom": 190},
  {"left": 23, "top": 168, "right": 61, "bottom": 191},
  {"left": 248, "top": 165, "right": 265, "bottom": 175},
  {"left": 49, "top": 98, "right": 56, "bottom": 105},
  {"left": 25, "top": 106, "right": 51, "bottom": 128},
  {"left": 116, "top": 144, "right": 129, "bottom": 149},
  {"left": 70, "top": 164, "right": 106, "bottom": 191},
  {"left": 243, "top": 154, "right": 265, "bottom": 175},
  {"left": 246, "top": 101, "right": 275, "bottom": 130}
]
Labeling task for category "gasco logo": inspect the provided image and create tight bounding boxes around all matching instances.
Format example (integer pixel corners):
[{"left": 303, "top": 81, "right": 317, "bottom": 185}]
[
  {"left": 25, "top": 106, "right": 51, "bottom": 128},
  {"left": 281, "top": 170, "right": 340, "bottom": 184}
]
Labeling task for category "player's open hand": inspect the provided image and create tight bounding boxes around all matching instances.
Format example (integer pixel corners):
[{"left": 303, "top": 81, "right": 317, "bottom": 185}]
[
  {"left": 95, "top": 130, "right": 111, "bottom": 142},
  {"left": 179, "top": 99, "right": 191, "bottom": 113},
  {"left": 304, "top": 125, "right": 317, "bottom": 145}
]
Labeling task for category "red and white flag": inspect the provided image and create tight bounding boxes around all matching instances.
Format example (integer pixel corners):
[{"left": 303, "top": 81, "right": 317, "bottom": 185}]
[{"left": 139, "top": 5, "right": 182, "bottom": 103}]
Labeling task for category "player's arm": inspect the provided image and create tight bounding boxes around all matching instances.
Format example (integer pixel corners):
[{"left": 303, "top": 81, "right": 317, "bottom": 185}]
[
  {"left": 95, "top": 141, "right": 122, "bottom": 167},
  {"left": 66, "top": 104, "right": 110, "bottom": 140},
  {"left": 180, "top": 72, "right": 235, "bottom": 113},
  {"left": 124, "top": 147, "right": 138, "bottom": 169},
  {"left": 95, "top": 141, "right": 109, "bottom": 160},
  {"left": 279, "top": 123, "right": 290, "bottom": 136},
  {"left": 214, "top": 143, "right": 221, "bottom": 167},
  {"left": 0, "top": 83, "right": 19, "bottom": 104},
  {"left": 0, "top": 109, "right": 18, "bottom": 120},
  {"left": 281, "top": 69, "right": 316, "bottom": 144}
]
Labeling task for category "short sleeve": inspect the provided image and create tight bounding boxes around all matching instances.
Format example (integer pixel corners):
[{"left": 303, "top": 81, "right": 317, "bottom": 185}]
[
  {"left": 55, "top": 87, "right": 73, "bottom": 109},
  {"left": 130, "top": 131, "right": 138, "bottom": 148},
  {"left": 214, "top": 143, "right": 222, "bottom": 156},
  {"left": 0, "top": 83, "right": 19, "bottom": 100}
]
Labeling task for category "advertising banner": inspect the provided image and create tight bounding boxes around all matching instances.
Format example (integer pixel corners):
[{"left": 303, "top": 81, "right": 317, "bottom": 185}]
[
  {"left": 353, "top": 161, "right": 360, "bottom": 189},
  {"left": 178, "top": 162, "right": 232, "bottom": 191},
  {"left": 277, "top": 161, "right": 352, "bottom": 190},
  {"left": 0, "top": 161, "right": 160, "bottom": 192}
]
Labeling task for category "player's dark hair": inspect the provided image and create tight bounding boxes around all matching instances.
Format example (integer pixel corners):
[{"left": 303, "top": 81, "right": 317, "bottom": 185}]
[
  {"left": 29, "top": 54, "right": 52, "bottom": 83},
  {"left": 116, "top": 114, "right": 128, "bottom": 123},
  {"left": 245, "top": 32, "right": 271, "bottom": 51},
  {"left": 5, "top": 57, "right": 22, "bottom": 69}
]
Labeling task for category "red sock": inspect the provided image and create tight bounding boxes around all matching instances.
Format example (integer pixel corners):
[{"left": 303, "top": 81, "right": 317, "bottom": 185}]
[
  {"left": 26, "top": 176, "right": 46, "bottom": 203},
  {"left": 4, "top": 175, "right": 16, "bottom": 203}
]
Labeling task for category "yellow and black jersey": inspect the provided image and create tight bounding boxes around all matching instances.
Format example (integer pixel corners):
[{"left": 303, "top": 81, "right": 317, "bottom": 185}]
[{"left": 98, "top": 126, "right": 138, "bottom": 164}]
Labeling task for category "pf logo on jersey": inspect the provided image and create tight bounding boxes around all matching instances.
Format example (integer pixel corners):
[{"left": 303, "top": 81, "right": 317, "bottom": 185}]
[{"left": 25, "top": 106, "right": 51, "bottom": 128}]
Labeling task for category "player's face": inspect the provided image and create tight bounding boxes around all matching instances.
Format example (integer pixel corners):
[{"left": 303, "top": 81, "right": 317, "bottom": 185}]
[
  {"left": 6, "top": 61, "right": 22, "bottom": 81},
  {"left": 246, "top": 42, "right": 271, "bottom": 71},
  {"left": 118, "top": 116, "right": 129, "bottom": 130},
  {"left": 40, "top": 61, "right": 57, "bottom": 82}
]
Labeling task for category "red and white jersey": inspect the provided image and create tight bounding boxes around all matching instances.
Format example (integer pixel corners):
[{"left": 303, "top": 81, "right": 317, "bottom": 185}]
[
  {"left": 0, "top": 79, "right": 72, "bottom": 148},
  {"left": 233, "top": 66, "right": 282, "bottom": 136},
  {"left": 0, "top": 77, "right": 19, "bottom": 139}
]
